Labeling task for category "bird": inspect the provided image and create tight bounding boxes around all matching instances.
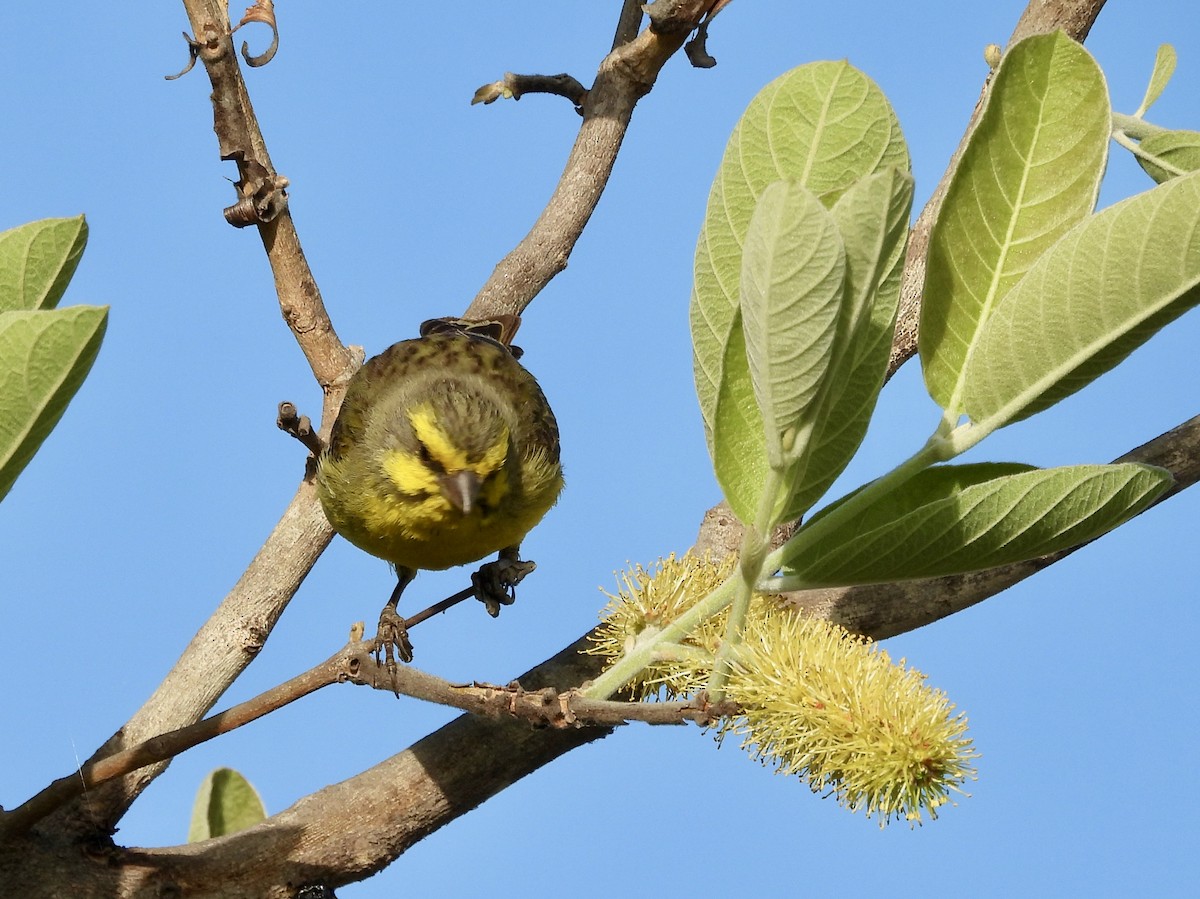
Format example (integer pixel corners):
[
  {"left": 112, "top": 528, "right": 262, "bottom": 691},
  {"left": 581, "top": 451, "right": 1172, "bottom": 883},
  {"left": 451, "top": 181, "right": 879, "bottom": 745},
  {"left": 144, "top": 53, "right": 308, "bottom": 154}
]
[{"left": 314, "top": 314, "right": 563, "bottom": 666}]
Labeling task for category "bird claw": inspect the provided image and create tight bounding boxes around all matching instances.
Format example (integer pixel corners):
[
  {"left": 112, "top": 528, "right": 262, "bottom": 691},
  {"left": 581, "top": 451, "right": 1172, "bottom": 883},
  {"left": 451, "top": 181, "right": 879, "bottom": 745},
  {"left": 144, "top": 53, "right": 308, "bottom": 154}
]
[
  {"left": 472, "top": 556, "right": 536, "bottom": 617},
  {"left": 372, "top": 603, "right": 414, "bottom": 671}
]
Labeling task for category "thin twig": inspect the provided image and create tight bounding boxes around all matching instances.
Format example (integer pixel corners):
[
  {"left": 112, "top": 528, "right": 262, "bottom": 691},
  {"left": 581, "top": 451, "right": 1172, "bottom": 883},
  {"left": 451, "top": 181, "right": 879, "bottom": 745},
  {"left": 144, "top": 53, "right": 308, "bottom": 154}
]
[
  {"left": 0, "top": 642, "right": 735, "bottom": 839},
  {"left": 403, "top": 586, "right": 475, "bottom": 628},
  {"left": 277, "top": 401, "right": 323, "bottom": 457},
  {"left": 472, "top": 72, "right": 589, "bottom": 110},
  {"left": 1, "top": 647, "right": 352, "bottom": 840}
]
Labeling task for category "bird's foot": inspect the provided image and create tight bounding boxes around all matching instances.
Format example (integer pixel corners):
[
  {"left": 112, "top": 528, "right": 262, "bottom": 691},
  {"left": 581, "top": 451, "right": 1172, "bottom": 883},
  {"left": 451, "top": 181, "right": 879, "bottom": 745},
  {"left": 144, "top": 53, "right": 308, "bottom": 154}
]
[
  {"left": 472, "top": 555, "right": 536, "bottom": 617},
  {"left": 372, "top": 603, "right": 414, "bottom": 670}
]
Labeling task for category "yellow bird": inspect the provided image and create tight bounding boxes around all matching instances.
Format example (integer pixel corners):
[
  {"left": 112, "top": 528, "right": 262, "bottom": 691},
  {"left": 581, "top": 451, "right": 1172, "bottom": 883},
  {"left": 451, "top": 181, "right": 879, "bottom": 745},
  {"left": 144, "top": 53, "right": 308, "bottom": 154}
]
[{"left": 315, "top": 315, "right": 563, "bottom": 663}]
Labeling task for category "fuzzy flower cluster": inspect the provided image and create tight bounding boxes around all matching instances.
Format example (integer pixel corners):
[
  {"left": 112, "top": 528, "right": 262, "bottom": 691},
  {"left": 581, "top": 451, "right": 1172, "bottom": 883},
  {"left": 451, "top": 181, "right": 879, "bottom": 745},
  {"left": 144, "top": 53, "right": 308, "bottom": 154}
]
[
  {"left": 590, "top": 553, "right": 978, "bottom": 826},
  {"left": 589, "top": 552, "right": 735, "bottom": 700},
  {"left": 722, "top": 607, "right": 977, "bottom": 826}
]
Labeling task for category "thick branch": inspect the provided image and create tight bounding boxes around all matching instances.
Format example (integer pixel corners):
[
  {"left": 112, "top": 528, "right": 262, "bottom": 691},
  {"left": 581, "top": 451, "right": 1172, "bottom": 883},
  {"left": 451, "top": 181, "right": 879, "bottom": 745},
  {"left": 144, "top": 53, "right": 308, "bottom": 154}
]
[
  {"left": 45, "top": 0, "right": 361, "bottom": 836},
  {"left": 47, "top": 483, "right": 333, "bottom": 837},
  {"left": 7, "top": 640, "right": 610, "bottom": 898},
  {"left": 612, "top": 0, "right": 644, "bottom": 49},
  {"left": 787, "top": 415, "right": 1200, "bottom": 635}
]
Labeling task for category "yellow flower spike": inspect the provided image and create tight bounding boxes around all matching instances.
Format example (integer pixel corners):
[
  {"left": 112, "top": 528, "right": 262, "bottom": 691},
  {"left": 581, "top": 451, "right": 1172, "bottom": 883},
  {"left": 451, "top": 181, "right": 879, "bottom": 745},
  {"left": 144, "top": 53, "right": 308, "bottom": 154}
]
[
  {"left": 589, "top": 553, "right": 977, "bottom": 825},
  {"left": 722, "top": 604, "right": 978, "bottom": 827},
  {"left": 589, "top": 552, "right": 735, "bottom": 700}
]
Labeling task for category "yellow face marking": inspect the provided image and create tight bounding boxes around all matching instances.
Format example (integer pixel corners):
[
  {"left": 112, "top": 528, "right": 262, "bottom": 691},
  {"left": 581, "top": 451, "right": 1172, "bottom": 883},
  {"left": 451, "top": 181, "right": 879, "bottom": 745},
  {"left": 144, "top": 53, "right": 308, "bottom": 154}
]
[
  {"left": 409, "top": 404, "right": 471, "bottom": 473},
  {"left": 381, "top": 403, "right": 512, "bottom": 516}
]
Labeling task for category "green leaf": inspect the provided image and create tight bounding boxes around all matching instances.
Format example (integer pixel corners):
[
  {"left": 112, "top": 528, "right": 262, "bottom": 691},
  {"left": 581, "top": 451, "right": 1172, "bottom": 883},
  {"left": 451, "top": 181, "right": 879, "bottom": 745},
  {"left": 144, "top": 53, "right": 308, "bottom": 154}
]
[
  {"left": 188, "top": 767, "right": 267, "bottom": 842},
  {"left": 775, "top": 463, "right": 1171, "bottom": 589},
  {"left": 1136, "top": 129, "right": 1200, "bottom": 184},
  {"left": 781, "top": 167, "right": 914, "bottom": 520},
  {"left": 0, "top": 306, "right": 108, "bottom": 501},
  {"left": 1136, "top": 44, "right": 1177, "bottom": 117},
  {"left": 962, "top": 169, "right": 1200, "bottom": 428},
  {"left": 920, "top": 32, "right": 1110, "bottom": 416},
  {"left": 692, "top": 61, "right": 909, "bottom": 523},
  {"left": 710, "top": 332, "right": 768, "bottom": 523},
  {"left": 740, "top": 180, "right": 846, "bottom": 471},
  {"left": 0, "top": 216, "right": 88, "bottom": 314}
]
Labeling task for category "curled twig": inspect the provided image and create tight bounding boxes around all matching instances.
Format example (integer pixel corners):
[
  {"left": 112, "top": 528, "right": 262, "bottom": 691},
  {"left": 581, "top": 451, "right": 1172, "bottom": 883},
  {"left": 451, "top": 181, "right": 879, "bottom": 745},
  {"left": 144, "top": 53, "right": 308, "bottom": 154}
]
[
  {"left": 223, "top": 156, "right": 290, "bottom": 226},
  {"left": 233, "top": 0, "right": 279, "bottom": 67},
  {"left": 684, "top": 18, "right": 717, "bottom": 68},
  {"left": 164, "top": 31, "right": 202, "bottom": 80}
]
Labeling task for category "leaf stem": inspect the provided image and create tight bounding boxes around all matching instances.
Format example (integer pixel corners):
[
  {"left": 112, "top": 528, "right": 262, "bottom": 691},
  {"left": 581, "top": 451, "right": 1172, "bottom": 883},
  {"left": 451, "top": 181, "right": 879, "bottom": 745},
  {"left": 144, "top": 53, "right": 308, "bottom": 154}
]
[
  {"left": 706, "top": 462, "right": 787, "bottom": 700},
  {"left": 1111, "top": 111, "right": 1169, "bottom": 142},
  {"left": 760, "top": 431, "right": 952, "bottom": 586},
  {"left": 1110, "top": 114, "right": 1188, "bottom": 179},
  {"left": 584, "top": 573, "right": 741, "bottom": 700}
]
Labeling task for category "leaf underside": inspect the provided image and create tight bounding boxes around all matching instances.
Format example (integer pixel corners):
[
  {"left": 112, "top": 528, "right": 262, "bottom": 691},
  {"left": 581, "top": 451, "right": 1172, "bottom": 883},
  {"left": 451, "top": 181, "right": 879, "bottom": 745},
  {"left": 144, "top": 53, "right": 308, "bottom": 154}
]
[
  {"left": 692, "top": 61, "right": 910, "bottom": 522},
  {"left": 779, "top": 463, "right": 1172, "bottom": 588}
]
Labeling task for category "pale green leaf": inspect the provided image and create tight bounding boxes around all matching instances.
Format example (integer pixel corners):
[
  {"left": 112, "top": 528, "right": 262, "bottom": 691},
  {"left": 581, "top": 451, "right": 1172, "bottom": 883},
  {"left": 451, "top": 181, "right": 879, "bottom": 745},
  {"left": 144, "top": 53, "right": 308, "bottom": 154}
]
[
  {"left": 1136, "top": 129, "right": 1200, "bottom": 184},
  {"left": 1136, "top": 44, "right": 1177, "bottom": 117},
  {"left": 188, "top": 768, "right": 267, "bottom": 842},
  {"left": 781, "top": 168, "right": 914, "bottom": 520},
  {"left": 776, "top": 463, "right": 1171, "bottom": 589},
  {"left": 962, "top": 169, "right": 1200, "bottom": 428},
  {"left": 920, "top": 32, "right": 1110, "bottom": 415},
  {"left": 0, "top": 216, "right": 88, "bottom": 314},
  {"left": 827, "top": 169, "right": 914, "bottom": 346},
  {"left": 0, "top": 306, "right": 108, "bottom": 501},
  {"left": 691, "top": 61, "right": 909, "bottom": 522},
  {"left": 740, "top": 180, "right": 846, "bottom": 469}
]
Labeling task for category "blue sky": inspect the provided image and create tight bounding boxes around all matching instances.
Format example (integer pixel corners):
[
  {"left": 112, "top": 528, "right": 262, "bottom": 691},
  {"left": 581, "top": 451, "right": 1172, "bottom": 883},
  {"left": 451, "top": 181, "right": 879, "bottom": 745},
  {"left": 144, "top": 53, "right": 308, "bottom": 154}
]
[{"left": 2, "top": 2, "right": 1199, "bottom": 896}]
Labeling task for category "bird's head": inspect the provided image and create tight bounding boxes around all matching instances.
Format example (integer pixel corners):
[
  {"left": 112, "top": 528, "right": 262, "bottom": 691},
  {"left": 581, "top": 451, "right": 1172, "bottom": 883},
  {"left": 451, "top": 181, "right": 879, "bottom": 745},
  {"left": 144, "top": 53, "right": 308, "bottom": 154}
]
[{"left": 381, "top": 393, "right": 512, "bottom": 518}]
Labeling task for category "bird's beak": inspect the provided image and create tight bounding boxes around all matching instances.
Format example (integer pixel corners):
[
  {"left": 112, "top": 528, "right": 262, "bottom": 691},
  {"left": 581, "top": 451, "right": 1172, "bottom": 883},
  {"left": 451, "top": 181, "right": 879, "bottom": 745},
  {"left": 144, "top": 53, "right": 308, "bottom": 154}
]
[{"left": 441, "top": 469, "right": 482, "bottom": 515}]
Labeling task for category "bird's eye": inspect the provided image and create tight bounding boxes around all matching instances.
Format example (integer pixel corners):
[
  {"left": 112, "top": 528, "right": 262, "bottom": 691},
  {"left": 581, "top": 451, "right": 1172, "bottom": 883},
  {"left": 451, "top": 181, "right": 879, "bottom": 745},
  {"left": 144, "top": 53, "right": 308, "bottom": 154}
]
[{"left": 416, "top": 441, "right": 443, "bottom": 473}]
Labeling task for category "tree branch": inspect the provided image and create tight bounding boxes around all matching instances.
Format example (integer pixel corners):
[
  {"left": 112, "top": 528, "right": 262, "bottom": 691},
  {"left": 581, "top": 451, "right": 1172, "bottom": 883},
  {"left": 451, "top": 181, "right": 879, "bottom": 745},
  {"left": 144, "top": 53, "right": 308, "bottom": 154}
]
[
  {"left": 43, "top": 0, "right": 367, "bottom": 835},
  {"left": 50, "top": 0, "right": 711, "bottom": 843},
  {"left": 47, "top": 483, "right": 333, "bottom": 836},
  {"left": 465, "top": 0, "right": 717, "bottom": 319},
  {"left": 785, "top": 413, "right": 1200, "bottom": 635},
  {"left": 15, "top": 407, "right": 1190, "bottom": 895},
  {"left": 612, "top": 0, "right": 645, "bottom": 49},
  {"left": 471, "top": 72, "right": 590, "bottom": 110},
  {"left": 3, "top": 635, "right": 732, "bottom": 842},
  {"left": 3, "top": 640, "right": 611, "bottom": 898}
]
